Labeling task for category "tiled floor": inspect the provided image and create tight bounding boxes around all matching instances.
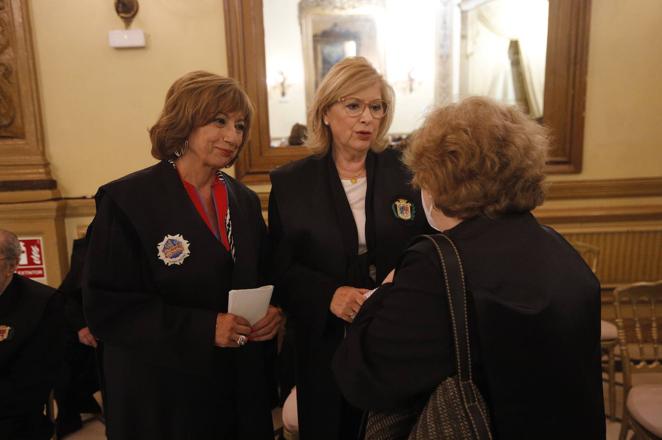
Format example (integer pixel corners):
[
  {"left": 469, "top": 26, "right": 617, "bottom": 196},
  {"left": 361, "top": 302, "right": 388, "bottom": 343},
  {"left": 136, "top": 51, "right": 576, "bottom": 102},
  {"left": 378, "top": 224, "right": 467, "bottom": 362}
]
[
  {"left": 62, "top": 419, "right": 625, "bottom": 440},
  {"left": 63, "top": 403, "right": 284, "bottom": 440},
  {"left": 63, "top": 374, "right": 662, "bottom": 440}
]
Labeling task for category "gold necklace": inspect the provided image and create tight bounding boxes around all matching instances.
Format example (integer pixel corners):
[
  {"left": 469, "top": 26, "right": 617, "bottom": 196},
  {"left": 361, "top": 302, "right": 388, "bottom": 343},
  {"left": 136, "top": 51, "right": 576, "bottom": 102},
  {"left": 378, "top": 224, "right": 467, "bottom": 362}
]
[
  {"left": 338, "top": 169, "right": 365, "bottom": 184},
  {"left": 343, "top": 173, "right": 364, "bottom": 184}
]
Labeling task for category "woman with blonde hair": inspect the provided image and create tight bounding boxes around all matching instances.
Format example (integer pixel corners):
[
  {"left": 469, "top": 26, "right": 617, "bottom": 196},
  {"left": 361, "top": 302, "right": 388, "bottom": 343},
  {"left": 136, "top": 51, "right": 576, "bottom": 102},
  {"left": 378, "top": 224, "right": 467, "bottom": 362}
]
[
  {"left": 269, "top": 57, "right": 432, "bottom": 439},
  {"left": 333, "top": 96, "right": 605, "bottom": 438},
  {"left": 84, "top": 71, "right": 282, "bottom": 439}
]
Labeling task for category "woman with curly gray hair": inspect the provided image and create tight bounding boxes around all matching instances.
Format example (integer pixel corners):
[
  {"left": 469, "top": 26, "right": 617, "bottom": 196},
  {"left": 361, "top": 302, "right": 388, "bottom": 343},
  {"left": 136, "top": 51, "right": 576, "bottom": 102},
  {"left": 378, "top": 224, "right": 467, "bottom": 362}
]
[{"left": 334, "top": 96, "right": 605, "bottom": 439}]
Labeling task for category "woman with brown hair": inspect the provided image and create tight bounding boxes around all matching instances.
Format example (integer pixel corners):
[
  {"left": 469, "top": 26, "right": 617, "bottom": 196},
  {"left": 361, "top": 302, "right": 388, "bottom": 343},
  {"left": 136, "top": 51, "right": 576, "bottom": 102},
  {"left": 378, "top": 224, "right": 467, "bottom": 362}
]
[
  {"left": 84, "top": 71, "right": 282, "bottom": 439},
  {"left": 333, "top": 96, "right": 605, "bottom": 438},
  {"left": 269, "top": 57, "right": 432, "bottom": 439}
]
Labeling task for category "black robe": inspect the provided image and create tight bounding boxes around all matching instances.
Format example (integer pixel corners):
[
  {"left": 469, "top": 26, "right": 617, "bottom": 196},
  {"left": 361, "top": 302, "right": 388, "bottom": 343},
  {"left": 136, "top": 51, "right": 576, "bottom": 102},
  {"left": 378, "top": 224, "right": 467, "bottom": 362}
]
[
  {"left": 333, "top": 213, "right": 606, "bottom": 439},
  {"left": 0, "top": 274, "right": 64, "bottom": 440},
  {"left": 55, "top": 236, "right": 100, "bottom": 419},
  {"left": 83, "top": 160, "right": 274, "bottom": 440},
  {"left": 269, "top": 148, "right": 432, "bottom": 440}
]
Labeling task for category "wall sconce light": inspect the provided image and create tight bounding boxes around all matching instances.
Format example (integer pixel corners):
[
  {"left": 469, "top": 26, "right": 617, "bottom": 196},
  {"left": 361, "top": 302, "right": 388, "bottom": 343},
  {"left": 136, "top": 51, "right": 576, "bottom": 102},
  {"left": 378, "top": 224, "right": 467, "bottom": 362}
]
[
  {"left": 395, "top": 68, "right": 422, "bottom": 94},
  {"left": 109, "top": 0, "right": 145, "bottom": 48},
  {"left": 405, "top": 69, "right": 416, "bottom": 93},
  {"left": 268, "top": 70, "right": 291, "bottom": 99},
  {"left": 276, "top": 71, "right": 290, "bottom": 98},
  {"left": 114, "top": 0, "right": 139, "bottom": 28}
]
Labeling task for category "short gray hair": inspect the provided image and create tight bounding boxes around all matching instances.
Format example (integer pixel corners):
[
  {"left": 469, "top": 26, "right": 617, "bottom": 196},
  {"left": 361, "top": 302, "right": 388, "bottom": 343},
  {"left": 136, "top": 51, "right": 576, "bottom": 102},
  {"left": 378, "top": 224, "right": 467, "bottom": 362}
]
[{"left": 0, "top": 229, "right": 21, "bottom": 265}]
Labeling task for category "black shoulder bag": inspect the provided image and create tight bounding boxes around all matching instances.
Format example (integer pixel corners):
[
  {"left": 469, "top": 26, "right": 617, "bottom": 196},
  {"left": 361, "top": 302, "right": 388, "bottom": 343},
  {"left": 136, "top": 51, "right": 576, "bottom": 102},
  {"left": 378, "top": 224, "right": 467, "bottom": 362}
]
[{"left": 365, "top": 234, "right": 493, "bottom": 440}]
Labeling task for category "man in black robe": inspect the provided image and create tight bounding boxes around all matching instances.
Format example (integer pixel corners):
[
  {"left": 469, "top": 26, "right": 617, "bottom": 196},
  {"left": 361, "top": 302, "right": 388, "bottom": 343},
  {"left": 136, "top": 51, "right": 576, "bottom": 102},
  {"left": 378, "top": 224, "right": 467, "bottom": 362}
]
[
  {"left": 0, "top": 229, "right": 65, "bottom": 440},
  {"left": 54, "top": 235, "right": 102, "bottom": 437}
]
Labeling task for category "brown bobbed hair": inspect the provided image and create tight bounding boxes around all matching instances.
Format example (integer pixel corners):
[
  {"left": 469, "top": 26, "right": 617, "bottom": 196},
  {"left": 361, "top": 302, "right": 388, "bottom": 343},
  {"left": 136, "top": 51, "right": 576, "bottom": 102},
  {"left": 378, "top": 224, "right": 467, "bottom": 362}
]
[
  {"left": 404, "top": 96, "right": 549, "bottom": 219},
  {"left": 306, "top": 57, "right": 395, "bottom": 155},
  {"left": 149, "top": 71, "right": 254, "bottom": 166}
]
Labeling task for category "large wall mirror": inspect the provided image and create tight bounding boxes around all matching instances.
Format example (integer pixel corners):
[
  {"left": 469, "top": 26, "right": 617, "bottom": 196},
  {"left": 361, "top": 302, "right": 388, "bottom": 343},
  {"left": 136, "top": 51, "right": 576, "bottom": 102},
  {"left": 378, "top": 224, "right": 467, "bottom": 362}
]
[{"left": 224, "top": 0, "right": 591, "bottom": 184}]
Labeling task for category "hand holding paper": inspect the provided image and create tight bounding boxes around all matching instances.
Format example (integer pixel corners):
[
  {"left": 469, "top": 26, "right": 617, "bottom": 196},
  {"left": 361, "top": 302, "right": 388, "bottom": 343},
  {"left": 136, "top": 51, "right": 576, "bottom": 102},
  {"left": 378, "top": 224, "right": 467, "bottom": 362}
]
[
  {"left": 228, "top": 285, "right": 274, "bottom": 325},
  {"left": 249, "top": 305, "right": 283, "bottom": 342}
]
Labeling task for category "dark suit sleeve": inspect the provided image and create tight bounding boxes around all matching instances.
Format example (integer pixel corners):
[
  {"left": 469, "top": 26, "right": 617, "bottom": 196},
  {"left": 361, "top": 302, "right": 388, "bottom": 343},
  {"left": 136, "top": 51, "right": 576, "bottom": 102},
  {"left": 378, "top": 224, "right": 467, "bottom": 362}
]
[
  {"left": 83, "top": 194, "right": 216, "bottom": 375},
  {"left": 268, "top": 191, "right": 342, "bottom": 335},
  {"left": 253, "top": 195, "right": 275, "bottom": 304},
  {"left": 332, "top": 245, "right": 454, "bottom": 411},
  {"left": 63, "top": 295, "right": 85, "bottom": 333},
  {"left": 0, "top": 292, "right": 64, "bottom": 418},
  {"left": 59, "top": 240, "right": 87, "bottom": 332}
]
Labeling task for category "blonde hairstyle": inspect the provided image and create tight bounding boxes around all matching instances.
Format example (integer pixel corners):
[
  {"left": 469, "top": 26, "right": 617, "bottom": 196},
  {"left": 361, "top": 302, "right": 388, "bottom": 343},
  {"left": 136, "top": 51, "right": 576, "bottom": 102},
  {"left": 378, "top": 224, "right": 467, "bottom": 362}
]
[
  {"left": 306, "top": 57, "right": 395, "bottom": 155},
  {"left": 404, "top": 96, "right": 549, "bottom": 219},
  {"left": 149, "top": 71, "right": 254, "bottom": 165}
]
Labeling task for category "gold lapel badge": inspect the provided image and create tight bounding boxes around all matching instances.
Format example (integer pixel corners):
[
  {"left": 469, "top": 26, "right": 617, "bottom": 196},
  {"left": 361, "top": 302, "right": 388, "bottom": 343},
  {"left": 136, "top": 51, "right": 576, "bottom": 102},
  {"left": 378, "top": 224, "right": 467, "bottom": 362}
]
[
  {"left": 392, "top": 198, "right": 415, "bottom": 221},
  {"left": 0, "top": 325, "right": 13, "bottom": 342}
]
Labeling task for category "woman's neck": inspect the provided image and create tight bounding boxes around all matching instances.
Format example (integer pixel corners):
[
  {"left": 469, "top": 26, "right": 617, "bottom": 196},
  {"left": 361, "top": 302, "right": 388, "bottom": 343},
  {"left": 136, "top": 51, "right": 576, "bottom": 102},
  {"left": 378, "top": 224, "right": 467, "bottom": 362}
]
[
  {"left": 431, "top": 208, "right": 463, "bottom": 232},
  {"left": 175, "top": 155, "right": 216, "bottom": 189},
  {"left": 333, "top": 147, "right": 367, "bottom": 178}
]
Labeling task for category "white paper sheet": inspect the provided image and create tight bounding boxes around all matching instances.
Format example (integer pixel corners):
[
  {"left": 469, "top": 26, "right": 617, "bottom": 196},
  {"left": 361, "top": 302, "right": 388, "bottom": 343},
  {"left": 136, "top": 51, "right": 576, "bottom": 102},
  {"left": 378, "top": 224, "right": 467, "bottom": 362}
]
[{"left": 227, "top": 285, "right": 274, "bottom": 325}]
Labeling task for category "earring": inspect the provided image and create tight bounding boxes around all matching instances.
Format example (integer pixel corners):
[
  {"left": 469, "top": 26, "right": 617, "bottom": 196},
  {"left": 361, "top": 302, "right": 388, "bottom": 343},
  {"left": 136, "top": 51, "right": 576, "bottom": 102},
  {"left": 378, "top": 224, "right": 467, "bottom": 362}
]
[{"left": 175, "top": 139, "right": 189, "bottom": 158}]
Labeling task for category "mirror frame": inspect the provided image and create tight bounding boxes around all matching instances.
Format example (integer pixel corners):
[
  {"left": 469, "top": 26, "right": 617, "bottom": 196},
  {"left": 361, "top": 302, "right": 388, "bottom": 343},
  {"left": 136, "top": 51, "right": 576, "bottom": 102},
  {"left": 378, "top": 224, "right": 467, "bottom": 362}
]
[{"left": 224, "top": 0, "right": 591, "bottom": 184}]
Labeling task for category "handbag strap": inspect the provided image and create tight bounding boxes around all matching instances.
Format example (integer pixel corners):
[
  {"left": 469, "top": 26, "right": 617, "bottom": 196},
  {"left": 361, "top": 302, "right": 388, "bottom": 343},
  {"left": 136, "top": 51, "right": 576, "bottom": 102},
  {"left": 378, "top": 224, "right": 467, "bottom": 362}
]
[
  {"left": 424, "top": 234, "right": 492, "bottom": 440},
  {"left": 423, "top": 234, "right": 473, "bottom": 382}
]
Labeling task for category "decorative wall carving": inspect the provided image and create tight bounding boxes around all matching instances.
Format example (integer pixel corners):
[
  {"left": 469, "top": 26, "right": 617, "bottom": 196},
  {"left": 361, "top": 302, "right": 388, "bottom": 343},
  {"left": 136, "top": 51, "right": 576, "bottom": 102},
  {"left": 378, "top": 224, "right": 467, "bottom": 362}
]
[
  {"left": 0, "top": 1, "right": 23, "bottom": 138},
  {"left": 0, "top": 64, "right": 18, "bottom": 132},
  {"left": 0, "top": 0, "right": 54, "bottom": 192}
]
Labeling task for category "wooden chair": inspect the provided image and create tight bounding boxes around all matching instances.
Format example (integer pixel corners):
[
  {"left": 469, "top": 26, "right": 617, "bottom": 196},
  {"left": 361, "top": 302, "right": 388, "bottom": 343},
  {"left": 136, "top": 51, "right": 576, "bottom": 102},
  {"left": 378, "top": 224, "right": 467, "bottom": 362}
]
[
  {"left": 614, "top": 281, "right": 662, "bottom": 440},
  {"left": 571, "top": 241, "right": 619, "bottom": 419}
]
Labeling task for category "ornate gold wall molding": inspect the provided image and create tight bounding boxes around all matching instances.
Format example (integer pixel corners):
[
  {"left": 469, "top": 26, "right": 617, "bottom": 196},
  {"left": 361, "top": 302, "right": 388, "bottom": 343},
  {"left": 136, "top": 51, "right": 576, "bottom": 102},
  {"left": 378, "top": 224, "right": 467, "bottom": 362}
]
[
  {"left": 0, "top": 0, "right": 54, "bottom": 188},
  {"left": 535, "top": 203, "right": 662, "bottom": 224},
  {"left": 64, "top": 197, "right": 96, "bottom": 218},
  {"left": 546, "top": 177, "right": 662, "bottom": 200},
  {"left": 253, "top": 177, "right": 662, "bottom": 212}
]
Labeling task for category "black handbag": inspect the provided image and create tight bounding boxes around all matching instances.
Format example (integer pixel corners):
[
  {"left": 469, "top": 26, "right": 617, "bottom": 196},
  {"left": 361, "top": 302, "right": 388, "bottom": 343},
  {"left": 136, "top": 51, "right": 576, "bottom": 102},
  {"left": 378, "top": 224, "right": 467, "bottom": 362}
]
[{"left": 365, "top": 234, "right": 493, "bottom": 440}]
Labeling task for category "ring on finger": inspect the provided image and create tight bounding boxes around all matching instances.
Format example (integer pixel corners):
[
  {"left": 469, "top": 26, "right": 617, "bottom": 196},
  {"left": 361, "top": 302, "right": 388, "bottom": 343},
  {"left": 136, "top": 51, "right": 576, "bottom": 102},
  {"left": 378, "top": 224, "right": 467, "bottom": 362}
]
[{"left": 235, "top": 334, "right": 248, "bottom": 346}]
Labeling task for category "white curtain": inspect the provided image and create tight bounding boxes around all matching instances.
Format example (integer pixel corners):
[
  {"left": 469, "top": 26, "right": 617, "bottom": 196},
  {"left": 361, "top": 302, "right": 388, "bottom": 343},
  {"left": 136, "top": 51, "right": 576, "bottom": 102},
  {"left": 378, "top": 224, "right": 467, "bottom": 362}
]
[{"left": 462, "top": 0, "right": 548, "bottom": 117}]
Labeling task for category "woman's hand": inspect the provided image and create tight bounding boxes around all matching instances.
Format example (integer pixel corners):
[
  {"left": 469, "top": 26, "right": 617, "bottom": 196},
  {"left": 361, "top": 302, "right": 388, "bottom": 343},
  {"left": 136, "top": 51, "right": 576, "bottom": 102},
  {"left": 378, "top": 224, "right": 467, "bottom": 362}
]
[
  {"left": 215, "top": 313, "right": 252, "bottom": 348},
  {"left": 78, "top": 326, "right": 98, "bottom": 348},
  {"left": 330, "top": 286, "right": 368, "bottom": 323},
  {"left": 249, "top": 305, "right": 284, "bottom": 342}
]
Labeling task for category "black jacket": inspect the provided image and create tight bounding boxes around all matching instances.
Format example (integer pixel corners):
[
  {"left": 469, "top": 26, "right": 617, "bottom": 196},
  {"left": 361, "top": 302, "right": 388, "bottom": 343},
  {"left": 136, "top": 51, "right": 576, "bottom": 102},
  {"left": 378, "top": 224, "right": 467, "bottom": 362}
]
[
  {"left": 333, "top": 213, "right": 606, "bottom": 439},
  {"left": 0, "top": 275, "right": 64, "bottom": 440},
  {"left": 83, "top": 160, "right": 274, "bottom": 440},
  {"left": 61, "top": 237, "right": 88, "bottom": 332},
  {"left": 269, "top": 148, "right": 432, "bottom": 440},
  {"left": 54, "top": 236, "right": 100, "bottom": 417}
]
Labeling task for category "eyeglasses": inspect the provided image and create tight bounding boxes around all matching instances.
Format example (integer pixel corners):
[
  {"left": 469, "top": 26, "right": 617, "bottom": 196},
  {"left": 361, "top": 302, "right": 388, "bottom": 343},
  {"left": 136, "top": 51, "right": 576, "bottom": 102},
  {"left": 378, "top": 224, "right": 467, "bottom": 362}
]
[{"left": 338, "top": 97, "right": 388, "bottom": 119}]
